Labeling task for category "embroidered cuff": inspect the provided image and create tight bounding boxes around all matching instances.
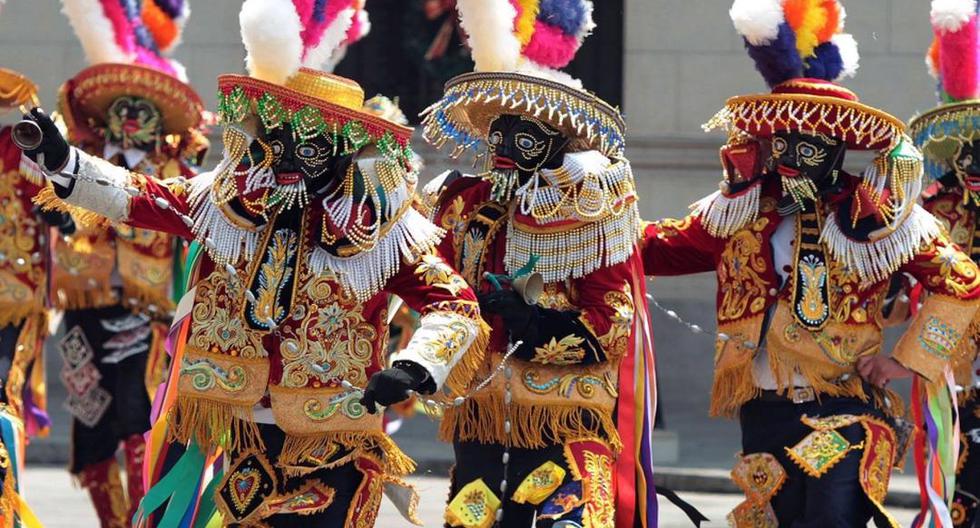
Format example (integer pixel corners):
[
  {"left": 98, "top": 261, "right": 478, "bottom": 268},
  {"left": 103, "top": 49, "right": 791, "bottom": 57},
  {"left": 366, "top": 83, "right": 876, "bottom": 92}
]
[
  {"left": 57, "top": 148, "right": 132, "bottom": 222},
  {"left": 391, "top": 311, "right": 480, "bottom": 390},
  {"left": 893, "top": 294, "right": 980, "bottom": 381}
]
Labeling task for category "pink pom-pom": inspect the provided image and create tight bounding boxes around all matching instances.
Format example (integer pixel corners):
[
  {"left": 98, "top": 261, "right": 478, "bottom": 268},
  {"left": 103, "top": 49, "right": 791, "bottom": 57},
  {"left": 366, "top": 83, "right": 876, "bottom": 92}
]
[
  {"left": 99, "top": 0, "right": 137, "bottom": 55},
  {"left": 523, "top": 21, "right": 579, "bottom": 68},
  {"left": 133, "top": 48, "right": 177, "bottom": 77},
  {"left": 938, "top": 13, "right": 979, "bottom": 99}
]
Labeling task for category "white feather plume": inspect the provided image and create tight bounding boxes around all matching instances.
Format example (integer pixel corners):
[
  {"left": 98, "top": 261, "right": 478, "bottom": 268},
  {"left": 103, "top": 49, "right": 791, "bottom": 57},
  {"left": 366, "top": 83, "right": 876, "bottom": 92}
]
[
  {"left": 301, "top": 7, "right": 356, "bottom": 71},
  {"left": 931, "top": 0, "right": 977, "bottom": 33},
  {"left": 730, "top": 0, "right": 785, "bottom": 46},
  {"left": 241, "top": 0, "right": 303, "bottom": 85},
  {"left": 515, "top": 59, "right": 583, "bottom": 90},
  {"left": 61, "top": 0, "right": 133, "bottom": 65},
  {"left": 831, "top": 33, "right": 860, "bottom": 80},
  {"left": 457, "top": 0, "right": 521, "bottom": 72}
]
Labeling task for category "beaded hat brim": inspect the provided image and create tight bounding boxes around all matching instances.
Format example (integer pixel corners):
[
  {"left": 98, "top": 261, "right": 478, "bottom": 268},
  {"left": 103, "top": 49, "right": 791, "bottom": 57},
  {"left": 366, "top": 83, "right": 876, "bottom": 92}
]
[
  {"left": 59, "top": 63, "right": 203, "bottom": 139},
  {"left": 909, "top": 100, "right": 980, "bottom": 179},
  {"left": 217, "top": 71, "right": 414, "bottom": 155},
  {"left": 705, "top": 93, "right": 906, "bottom": 152},
  {"left": 421, "top": 71, "right": 626, "bottom": 158},
  {"left": 0, "top": 68, "right": 38, "bottom": 110}
]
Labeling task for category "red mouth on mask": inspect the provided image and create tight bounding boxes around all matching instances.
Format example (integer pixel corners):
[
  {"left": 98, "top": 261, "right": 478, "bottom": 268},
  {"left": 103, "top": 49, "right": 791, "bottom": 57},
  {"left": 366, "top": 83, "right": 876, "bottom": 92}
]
[
  {"left": 964, "top": 174, "right": 980, "bottom": 192},
  {"left": 123, "top": 120, "right": 141, "bottom": 134},
  {"left": 275, "top": 172, "right": 303, "bottom": 185},
  {"left": 494, "top": 156, "right": 516, "bottom": 169},
  {"left": 777, "top": 165, "right": 802, "bottom": 178}
]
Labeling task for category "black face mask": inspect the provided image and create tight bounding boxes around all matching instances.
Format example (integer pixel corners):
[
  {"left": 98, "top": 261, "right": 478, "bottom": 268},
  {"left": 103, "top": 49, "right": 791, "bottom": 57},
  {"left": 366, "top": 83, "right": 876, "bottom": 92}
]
[
  {"left": 487, "top": 114, "right": 569, "bottom": 178},
  {"left": 106, "top": 96, "right": 162, "bottom": 152},
  {"left": 952, "top": 139, "right": 980, "bottom": 197},
  {"left": 254, "top": 124, "right": 344, "bottom": 195},
  {"left": 770, "top": 131, "right": 846, "bottom": 188}
]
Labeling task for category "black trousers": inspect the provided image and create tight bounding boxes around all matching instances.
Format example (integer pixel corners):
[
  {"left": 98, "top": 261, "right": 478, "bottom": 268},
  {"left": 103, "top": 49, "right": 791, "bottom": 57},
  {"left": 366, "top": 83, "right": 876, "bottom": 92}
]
[
  {"left": 64, "top": 305, "right": 152, "bottom": 473},
  {"left": 739, "top": 395, "right": 895, "bottom": 528},
  {"left": 956, "top": 396, "right": 980, "bottom": 528},
  {"left": 224, "top": 423, "right": 376, "bottom": 527}
]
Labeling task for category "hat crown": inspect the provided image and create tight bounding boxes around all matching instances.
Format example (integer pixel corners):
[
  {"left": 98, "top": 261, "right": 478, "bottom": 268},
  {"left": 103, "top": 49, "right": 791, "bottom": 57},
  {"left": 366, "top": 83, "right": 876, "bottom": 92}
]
[
  {"left": 772, "top": 78, "right": 859, "bottom": 102},
  {"left": 284, "top": 68, "right": 364, "bottom": 111}
]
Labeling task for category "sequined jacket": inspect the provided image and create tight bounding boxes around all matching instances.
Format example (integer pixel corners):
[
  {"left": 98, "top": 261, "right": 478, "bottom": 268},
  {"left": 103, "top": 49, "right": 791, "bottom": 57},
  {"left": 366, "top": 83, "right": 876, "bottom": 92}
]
[
  {"left": 921, "top": 184, "right": 980, "bottom": 388},
  {"left": 36, "top": 147, "right": 485, "bottom": 475},
  {"left": 431, "top": 172, "right": 645, "bottom": 451},
  {"left": 41, "top": 148, "right": 196, "bottom": 319},
  {"left": 643, "top": 175, "right": 980, "bottom": 417}
]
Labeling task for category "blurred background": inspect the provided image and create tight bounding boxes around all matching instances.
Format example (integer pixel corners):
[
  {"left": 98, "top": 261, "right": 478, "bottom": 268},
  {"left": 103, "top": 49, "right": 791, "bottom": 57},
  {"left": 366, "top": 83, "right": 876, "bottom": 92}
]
[{"left": 0, "top": 0, "right": 938, "bottom": 473}]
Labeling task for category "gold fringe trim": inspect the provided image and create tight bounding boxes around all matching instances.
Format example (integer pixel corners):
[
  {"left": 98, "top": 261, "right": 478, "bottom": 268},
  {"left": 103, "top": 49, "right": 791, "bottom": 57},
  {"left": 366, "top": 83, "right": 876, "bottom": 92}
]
[
  {"left": 53, "top": 286, "right": 117, "bottom": 311},
  {"left": 709, "top": 361, "right": 760, "bottom": 418},
  {"left": 32, "top": 186, "right": 111, "bottom": 230},
  {"left": 439, "top": 394, "right": 622, "bottom": 452},
  {"left": 278, "top": 431, "right": 416, "bottom": 478},
  {"left": 0, "top": 305, "right": 44, "bottom": 330},
  {"left": 165, "top": 395, "right": 261, "bottom": 454},
  {"left": 443, "top": 319, "right": 492, "bottom": 396},
  {"left": 120, "top": 280, "right": 176, "bottom": 316}
]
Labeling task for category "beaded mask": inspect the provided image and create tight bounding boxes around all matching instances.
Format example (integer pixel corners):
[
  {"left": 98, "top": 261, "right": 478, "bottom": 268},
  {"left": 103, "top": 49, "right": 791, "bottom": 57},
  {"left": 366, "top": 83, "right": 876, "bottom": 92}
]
[
  {"left": 771, "top": 131, "right": 846, "bottom": 206},
  {"left": 951, "top": 139, "right": 980, "bottom": 208},
  {"left": 485, "top": 114, "right": 569, "bottom": 202},
  {"left": 105, "top": 96, "right": 163, "bottom": 152}
]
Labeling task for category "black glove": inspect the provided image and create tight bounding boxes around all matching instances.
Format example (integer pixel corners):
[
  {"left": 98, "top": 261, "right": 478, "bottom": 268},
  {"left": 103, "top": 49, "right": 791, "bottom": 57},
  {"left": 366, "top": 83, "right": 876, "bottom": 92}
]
[
  {"left": 22, "top": 109, "right": 69, "bottom": 172},
  {"left": 360, "top": 361, "right": 433, "bottom": 415},
  {"left": 34, "top": 207, "right": 75, "bottom": 236},
  {"left": 478, "top": 289, "right": 537, "bottom": 342}
]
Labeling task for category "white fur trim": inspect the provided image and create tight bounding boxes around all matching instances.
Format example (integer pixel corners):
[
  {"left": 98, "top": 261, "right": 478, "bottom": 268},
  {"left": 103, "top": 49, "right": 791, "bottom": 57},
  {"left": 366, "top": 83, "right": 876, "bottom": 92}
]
[
  {"left": 831, "top": 34, "right": 860, "bottom": 80},
  {"left": 730, "top": 0, "right": 785, "bottom": 46},
  {"left": 931, "top": 0, "right": 977, "bottom": 33},
  {"left": 61, "top": 0, "right": 133, "bottom": 65},
  {"left": 241, "top": 0, "right": 303, "bottom": 85},
  {"left": 301, "top": 7, "right": 356, "bottom": 71},
  {"left": 457, "top": 0, "right": 521, "bottom": 72},
  {"left": 820, "top": 205, "right": 941, "bottom": 284}
]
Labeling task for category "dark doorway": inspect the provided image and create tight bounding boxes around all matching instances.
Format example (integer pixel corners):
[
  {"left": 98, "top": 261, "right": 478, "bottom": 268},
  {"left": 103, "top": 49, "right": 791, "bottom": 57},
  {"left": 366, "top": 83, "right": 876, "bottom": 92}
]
[{"left": 336, "top": 0, "right": 626, "bottom": 124}]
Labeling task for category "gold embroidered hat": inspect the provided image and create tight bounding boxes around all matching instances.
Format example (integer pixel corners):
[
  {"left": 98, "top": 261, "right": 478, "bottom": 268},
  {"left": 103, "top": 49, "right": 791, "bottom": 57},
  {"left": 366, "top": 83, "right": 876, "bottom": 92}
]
[
  {"left": 58, "top": 0, "right": 204, "bottom": 141},
  {"left": 0, "top": 68, "right": 38, "bottom": 110},
  {"left": 421, "top": 0, "right": 626, "bottom": 159},
  {"left": 216, "top": 0, "right": 412, "bottom": 159}
]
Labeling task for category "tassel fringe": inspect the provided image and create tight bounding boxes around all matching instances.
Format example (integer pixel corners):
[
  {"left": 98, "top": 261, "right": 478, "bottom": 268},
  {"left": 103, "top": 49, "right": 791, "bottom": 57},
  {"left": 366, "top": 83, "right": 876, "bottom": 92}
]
[
  {"left": 166, "top": 396, "right": 261, "bottom": 454},
  {"left": 440, "top": 394, "right": 622, "bottom": 452},
  {"left": 278, "top": 431, "right": 415, "bottom": 477},
  {"left": 709, "top": 361, "right": 760, "bottom": 418},
  {"left": 443, "top": 319, "right": 492, "bottom": 396},
  {"left": 690, "top": 184, "right": 761, "bottom": 238},
  {"left": 32, "top": 186, "right": 111, "bottom": 230}
]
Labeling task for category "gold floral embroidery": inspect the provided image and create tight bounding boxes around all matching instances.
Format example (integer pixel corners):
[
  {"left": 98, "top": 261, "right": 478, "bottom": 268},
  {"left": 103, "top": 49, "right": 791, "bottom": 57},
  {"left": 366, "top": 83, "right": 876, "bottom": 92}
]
[
  {"left": 190, "top": 271, "right": 265, "bottom": 358},
  {"left": 416, "top": 319, "right": 472, "bottom": 365},
  {"left": 445, "top": 479, "right": 500, "bottom": 528},
  {"left": 441, "top": 196, "right": 466, "bottom": 235},
  {"left": 718, "top": 219, "right": 770, "bottom": 321},
  {"left": 930, "top": 197, "right": 972, "bottom": 249},
  {"left": 523, "top": 370, "right": 618, "bottom": 399},
  {"left": 512, "top": 461, "right": 566, "bottom": 505},
  {"left": 415, "top": 253, "right": 468, "bottom": 295},
  {"left": 533, "top": 335, "right": 587, "bottom": 365},
  {"left": 928, "top": 235, "right": 980, "bottom": 297},
  {"left": 598, "top": 284, "right": 633, "bottom": 358},
  {"left": 581, "top": 450, "right": 615, "bottom": 528},
  {"left": 786, "top": 428, "right": 858, "bottom": 477},
  {"left": 251, "top": 229, "right": 298, "bottom": 324},
  {"left": 653, "top": 216, "right": 694, "bottom": 238}
]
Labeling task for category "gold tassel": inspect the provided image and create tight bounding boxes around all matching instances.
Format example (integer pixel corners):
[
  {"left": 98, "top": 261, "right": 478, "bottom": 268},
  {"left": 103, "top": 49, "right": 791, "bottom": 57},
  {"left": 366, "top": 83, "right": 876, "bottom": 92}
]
[
  {"left": 708, "top": 361, "right": 760, "bottom": 418},
  {"left": 443, "top": 319, "right": 492, "bottom": 396},
  {"left": 120, "top": 279, "right": 176, "bottom": 315},
  {"left": 0, "top": 305, "right": 43, "bottom": 330},
  {"left": 166, "top": 396, "right": 261, "bottom": 453},
  {"left": 278, "top": 431, "right": 416, "bottom": 477},
  {"left": 439, "top": 394, "right": 622, "bottom": 452},
  {"left": 32, "top": 186, "right": 111, "bottom": 230},
  {"left": 53, "top": 286, "right": 117, "bottom": 311}
]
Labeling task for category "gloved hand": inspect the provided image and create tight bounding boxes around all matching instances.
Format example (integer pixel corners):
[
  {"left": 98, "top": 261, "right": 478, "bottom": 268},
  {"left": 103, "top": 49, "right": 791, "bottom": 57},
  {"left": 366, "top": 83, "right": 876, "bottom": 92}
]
[
  {"left": 478, "top": 289, "right": 537, "bottom": 343},
  {"left": 22, "top": 109, "right": 69, "bottom": 172},
  {"left": 34, "top": 207, "right": 76, "bottom": 236},
  {"left": 360, "top": 361, "right": 433, "bottom": 414}
]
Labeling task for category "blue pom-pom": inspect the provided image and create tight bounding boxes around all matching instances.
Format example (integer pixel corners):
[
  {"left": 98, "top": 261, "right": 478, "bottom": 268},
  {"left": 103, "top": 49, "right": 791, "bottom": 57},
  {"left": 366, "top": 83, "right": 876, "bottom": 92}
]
[
  {"left": 745, "top": 23, "right": 803, "bottom": 87},
  {"left": 538, "top": 0, "right": 589, "bottom": 36},
  {"left": 804, "top": 42, "right": 844, "bottom": 81}
]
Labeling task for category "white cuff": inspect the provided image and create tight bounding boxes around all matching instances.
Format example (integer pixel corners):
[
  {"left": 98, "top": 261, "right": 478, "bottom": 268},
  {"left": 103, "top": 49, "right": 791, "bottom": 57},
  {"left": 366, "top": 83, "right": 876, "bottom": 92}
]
[
  {"left": 61, "top": 148, "right": 132, "bottom": 222},
  {"left": 391, "top": 311, "right": 479, "bottom": 390}
]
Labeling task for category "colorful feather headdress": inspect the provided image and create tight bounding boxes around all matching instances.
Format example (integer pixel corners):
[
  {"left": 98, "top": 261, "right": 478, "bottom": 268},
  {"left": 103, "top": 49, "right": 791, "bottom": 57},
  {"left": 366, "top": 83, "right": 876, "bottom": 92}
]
[
  {"left": 706, "top": 0, "right": 906, "bottom": 152},
  {"left": 58, "top": 0, "right": 203, "bottom": 139},
  {"left": 421, "top": 0, "right": 626, "bottom": 159},
  {"left": 909, "top": 0, "right": 980, "bottom": 181}
]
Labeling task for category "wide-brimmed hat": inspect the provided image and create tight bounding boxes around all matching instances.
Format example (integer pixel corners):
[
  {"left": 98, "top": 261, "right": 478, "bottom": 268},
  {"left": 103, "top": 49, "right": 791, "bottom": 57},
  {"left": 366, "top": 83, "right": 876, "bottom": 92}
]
[
  {"left": 0, "top": 67, "right": 38, "bottom": 110},
  {"left": 59, "top": 63, "right": 203, "bottom": 139}
]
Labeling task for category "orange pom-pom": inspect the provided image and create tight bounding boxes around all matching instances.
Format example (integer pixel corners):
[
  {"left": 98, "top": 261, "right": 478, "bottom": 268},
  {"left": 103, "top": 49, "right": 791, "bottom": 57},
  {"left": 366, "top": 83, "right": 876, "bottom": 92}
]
[
  {"left": 927, "top": 38, "right": 942, "bottom": 80},
  {"left": 142, "top": 1, "right": 179, "bottom": 52},
  {"left": 815, "top": 0, "right": 841, "bottom": 43}
]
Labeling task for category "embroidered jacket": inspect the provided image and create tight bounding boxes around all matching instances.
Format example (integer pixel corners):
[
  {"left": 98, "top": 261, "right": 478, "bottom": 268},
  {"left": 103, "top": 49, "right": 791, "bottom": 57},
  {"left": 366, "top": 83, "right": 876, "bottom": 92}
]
[
  {"left": 430, "top": 152, "right": 648, "bottom": 451},
  {"left": 41, "top": 146, "right": 198, "bottom": 318},
  {"left": 643, "top": 175, "right": 980, "bottom": 417},
  {"left": 921, "top": 184, "right": 980, "bottom": 389},
  {"left": 35, "top": 147, "right": 485, "bottom": 475},
  {"left": 0, "top": 127, "right": 52, "bottom": 432}
]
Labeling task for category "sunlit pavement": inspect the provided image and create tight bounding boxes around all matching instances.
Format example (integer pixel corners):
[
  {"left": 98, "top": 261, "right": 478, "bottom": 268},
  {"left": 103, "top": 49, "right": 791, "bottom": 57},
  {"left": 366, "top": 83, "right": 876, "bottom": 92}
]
[{"left": 21, "top": 467, "right": 919, "bottom": 527}]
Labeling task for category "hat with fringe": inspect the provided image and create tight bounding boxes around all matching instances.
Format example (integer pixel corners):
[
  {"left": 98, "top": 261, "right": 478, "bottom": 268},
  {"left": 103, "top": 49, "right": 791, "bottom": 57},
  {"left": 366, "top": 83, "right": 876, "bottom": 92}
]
[
  {"left": 0, "top": 68, "right": 38, "bottom": 110},
  {"left": 908, "top": 0, "right": 980, "bottom": 180},
  {"left": 705, "top": 0, "right": 905, "bottom": 152},
  {"left": 421, "top": 0, "right": 626, "bottom": 158},
  {"left": 215, "top": 0, "right": 412, "bottom": 162},
  {"left": 58, "top": 0, "right": 204, "bottom": 141}
]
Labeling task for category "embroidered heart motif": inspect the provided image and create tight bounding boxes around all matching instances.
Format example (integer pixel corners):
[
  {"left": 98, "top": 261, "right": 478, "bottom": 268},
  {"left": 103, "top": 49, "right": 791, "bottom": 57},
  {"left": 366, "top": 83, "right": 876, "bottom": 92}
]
[{"left": 229, "top": 468, "right": 261, "bottom": 513}]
